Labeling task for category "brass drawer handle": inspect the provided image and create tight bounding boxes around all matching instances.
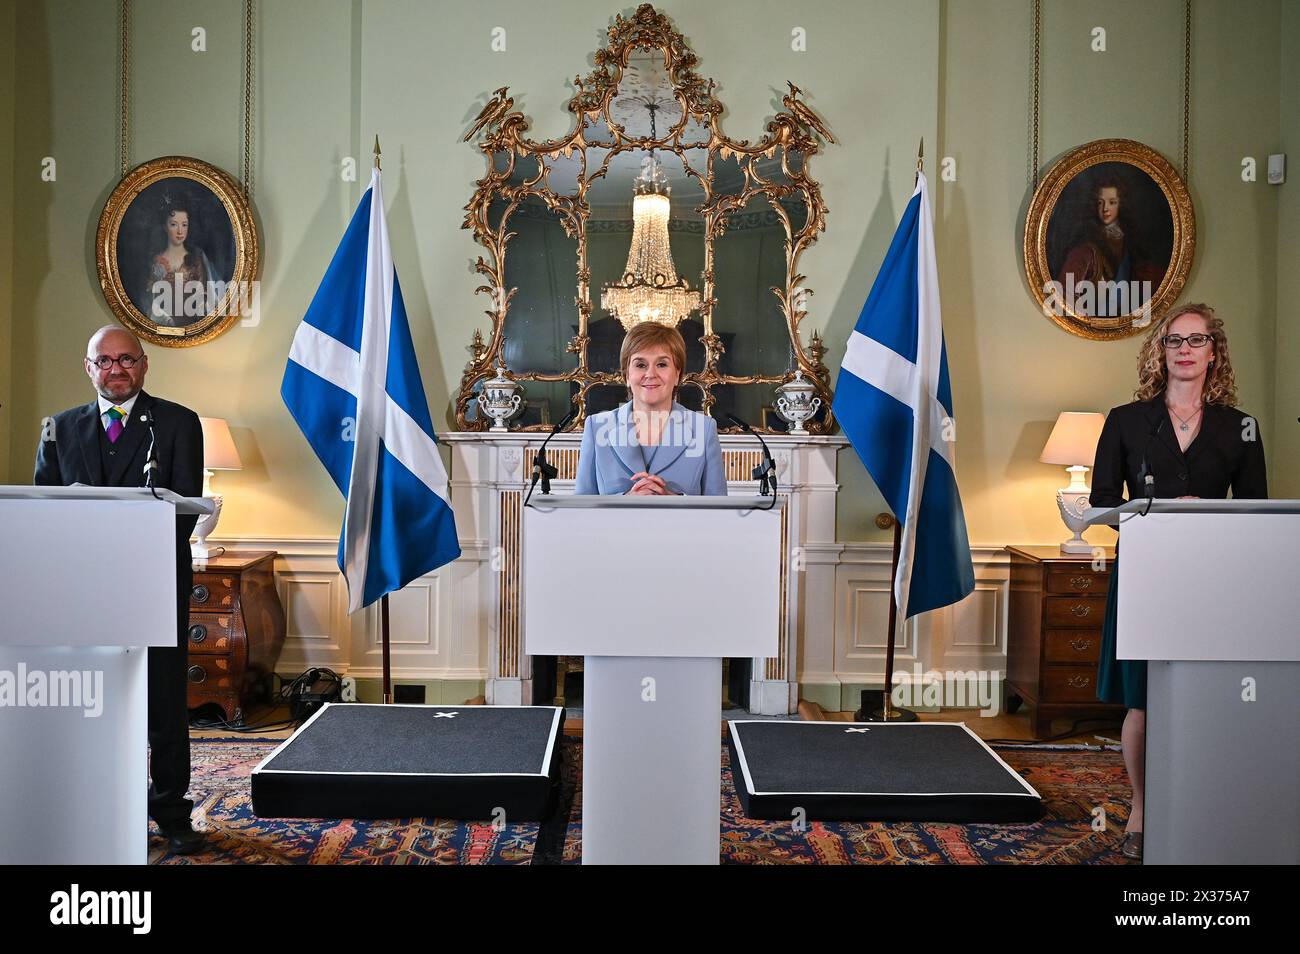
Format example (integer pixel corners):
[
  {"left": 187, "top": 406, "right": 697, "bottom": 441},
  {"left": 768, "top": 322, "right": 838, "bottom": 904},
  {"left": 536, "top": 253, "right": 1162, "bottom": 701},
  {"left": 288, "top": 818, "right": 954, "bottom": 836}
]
[
  {"left": 189, "top": 624, "right": 207, "bottom": 643},
  {"left": 187, "top": 665, "right": 206, "bottom": 684},
  {"left": 1067, "top": 675, "right": 1090, "bottom": 689},
  {"left": 1069, "top": 604, "right": 1091, "bottom": 618},
  {"left": 1069, "top": 576, "right": 1093, "bottom": 590},
  {"left": 1070, "top": 637, "right": 1094, "bottom": 653},
  {"left": 192, "top": 584, "right": 210, "bottom": 604}
]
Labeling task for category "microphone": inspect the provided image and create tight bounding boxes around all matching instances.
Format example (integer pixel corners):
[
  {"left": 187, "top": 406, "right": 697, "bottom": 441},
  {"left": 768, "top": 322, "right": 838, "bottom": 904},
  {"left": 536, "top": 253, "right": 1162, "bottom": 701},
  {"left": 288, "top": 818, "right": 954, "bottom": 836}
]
[
  {"left": 1137, "top": 415, "right": 1165, "bottom": 516},
  {"left": 525, "top": 406, "right": 578, "bottom": 505},
  {"left": 726, "top": 413, "right": 777, "bottom": 508},
  {"left": 141, "top": 409, "right": 163, "bottom": 500}
]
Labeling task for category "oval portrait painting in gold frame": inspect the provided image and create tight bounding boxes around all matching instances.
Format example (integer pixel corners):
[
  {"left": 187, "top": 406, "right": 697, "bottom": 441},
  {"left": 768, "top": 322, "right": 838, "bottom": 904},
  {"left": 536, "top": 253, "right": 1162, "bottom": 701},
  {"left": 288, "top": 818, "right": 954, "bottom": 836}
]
[
  {"left": 96, "top": 155, "right": 260, "bottom": 348},
  {"left": 1024, "top": 138, "right": 1194, "bottom": 340}
]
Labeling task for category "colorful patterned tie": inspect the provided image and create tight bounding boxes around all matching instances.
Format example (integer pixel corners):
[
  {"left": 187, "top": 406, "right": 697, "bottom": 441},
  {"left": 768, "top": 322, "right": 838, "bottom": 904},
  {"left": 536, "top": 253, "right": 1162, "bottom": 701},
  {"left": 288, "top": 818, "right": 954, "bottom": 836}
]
[{"left": 105, "top": 406, "right": 126, "bottom": 443}]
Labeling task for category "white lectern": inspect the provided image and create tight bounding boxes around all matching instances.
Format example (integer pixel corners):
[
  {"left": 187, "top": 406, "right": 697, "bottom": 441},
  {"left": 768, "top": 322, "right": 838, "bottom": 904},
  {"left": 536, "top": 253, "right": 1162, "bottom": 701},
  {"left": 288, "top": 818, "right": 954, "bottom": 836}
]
[
  {"left": 1086, "top": 499, "right": 1300, "bottom": 865},
  {"left": 0, "top": 485, "right": 212, "bottom": 864},
  {"left": 524, "top": 495, "right": 781, "bottom": 864}
]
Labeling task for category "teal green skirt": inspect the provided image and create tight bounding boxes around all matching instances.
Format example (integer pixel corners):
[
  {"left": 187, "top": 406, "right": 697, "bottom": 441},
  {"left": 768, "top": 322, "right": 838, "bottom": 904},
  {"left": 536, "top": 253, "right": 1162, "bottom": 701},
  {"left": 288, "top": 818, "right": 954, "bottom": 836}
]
[{"left": 1096, "top": 558, "right": 1147, "bottom": 710}]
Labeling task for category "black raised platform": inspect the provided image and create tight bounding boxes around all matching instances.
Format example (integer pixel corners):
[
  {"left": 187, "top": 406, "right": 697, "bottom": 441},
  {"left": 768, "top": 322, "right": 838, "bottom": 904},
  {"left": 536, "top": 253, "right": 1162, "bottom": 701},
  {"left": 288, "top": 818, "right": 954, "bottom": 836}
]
[
  {"left": 727, "top": 720, "right": 1043, "bottom": 823},
  {"left": 252, "top": 703, "right": 563, "bottom": 821}
]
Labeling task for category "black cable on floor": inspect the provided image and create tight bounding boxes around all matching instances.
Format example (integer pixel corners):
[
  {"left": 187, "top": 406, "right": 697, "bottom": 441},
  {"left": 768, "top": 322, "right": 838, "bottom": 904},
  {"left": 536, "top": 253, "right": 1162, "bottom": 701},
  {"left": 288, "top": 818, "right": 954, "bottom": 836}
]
[
  {"left": 189, "top": 699, "right": 297, "bottom": 734},
  {"left": 985, "top": 717, "right": 1122, "bottom": 747},
  {"left": 190, "top": 714, "right": 300, "bottom": 734},
  {"left": 223, "top": 720, "right": 299, "bottom": 734},
  {"left": 192, "top": 667, "right": 345, "bottom": 734}
]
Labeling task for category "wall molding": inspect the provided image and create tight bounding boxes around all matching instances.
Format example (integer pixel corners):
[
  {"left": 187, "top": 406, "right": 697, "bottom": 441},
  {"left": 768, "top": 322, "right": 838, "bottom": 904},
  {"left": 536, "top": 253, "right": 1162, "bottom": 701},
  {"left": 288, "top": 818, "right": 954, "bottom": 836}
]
[{"left": 211, "top": 534, "right": 1017, "bottom": 712}]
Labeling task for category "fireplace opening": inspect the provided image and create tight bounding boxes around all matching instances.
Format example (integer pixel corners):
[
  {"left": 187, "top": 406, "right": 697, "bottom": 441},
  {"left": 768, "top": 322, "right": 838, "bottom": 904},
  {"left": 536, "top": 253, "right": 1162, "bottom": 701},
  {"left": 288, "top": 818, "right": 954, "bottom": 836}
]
[{"left": 531, "top": 655, "right": 751, "bottom": 712}]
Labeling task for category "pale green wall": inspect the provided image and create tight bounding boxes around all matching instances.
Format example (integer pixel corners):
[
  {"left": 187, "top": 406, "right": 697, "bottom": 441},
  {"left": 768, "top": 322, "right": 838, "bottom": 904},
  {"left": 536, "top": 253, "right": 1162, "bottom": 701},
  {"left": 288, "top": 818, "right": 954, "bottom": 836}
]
[
  {"left": 1275, "top": 1, "right": 1299, "bottom": 500},
  {"left": 8, "top": 0, "right": 358, "bottom": 531},
  {"left": 937, "top": 0, "right": 1285, "bottom": 547},
  {"left": 5, "top": 0, "right": 1295, "bottom": 548},
  {"left": 1, "top": 0, "right": 16, "bottom": 478}
]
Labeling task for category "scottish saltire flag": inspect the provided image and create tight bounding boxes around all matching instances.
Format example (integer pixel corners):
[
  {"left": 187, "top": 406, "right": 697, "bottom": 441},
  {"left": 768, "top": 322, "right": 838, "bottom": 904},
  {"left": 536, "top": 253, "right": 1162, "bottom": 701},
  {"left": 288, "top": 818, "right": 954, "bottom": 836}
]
[
  {"left": 282, "top": 167, "right": 460, "bottom": 613},
  {"left": 833, "top": 171, "right": 974, "bottom": 620}
]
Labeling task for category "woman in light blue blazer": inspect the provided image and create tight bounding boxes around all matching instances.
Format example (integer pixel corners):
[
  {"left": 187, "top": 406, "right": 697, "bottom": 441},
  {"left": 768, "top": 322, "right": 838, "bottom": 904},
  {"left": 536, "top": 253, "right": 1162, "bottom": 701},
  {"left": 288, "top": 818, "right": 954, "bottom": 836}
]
[{"left": 575, "top": 322, "right": 727, "bottom": 496}]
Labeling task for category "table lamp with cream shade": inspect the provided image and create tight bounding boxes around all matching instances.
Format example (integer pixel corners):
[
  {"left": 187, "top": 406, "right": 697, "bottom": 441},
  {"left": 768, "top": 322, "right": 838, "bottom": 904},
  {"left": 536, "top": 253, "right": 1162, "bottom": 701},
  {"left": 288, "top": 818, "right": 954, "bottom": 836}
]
[
  {"left": 1039, "top": 411, "right": 1106, "bottom": 554},
  {"left": 192, "top": 417, "right": 243, "bottom": 560}
]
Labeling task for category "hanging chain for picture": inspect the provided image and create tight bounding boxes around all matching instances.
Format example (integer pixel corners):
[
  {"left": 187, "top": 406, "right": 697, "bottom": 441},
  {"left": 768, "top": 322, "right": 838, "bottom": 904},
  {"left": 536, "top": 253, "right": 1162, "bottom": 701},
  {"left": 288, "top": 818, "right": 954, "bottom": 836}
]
[
  {"left": 1032, "top": 0, "right": 1192, "bottom": 186},
  {"left": 116, "top": 0, "right": 256, "bottom": 192},
  {"left": 1182, "top": 0, "right": 1192, "bottom": 179},
  {"left": 241, "top": 0, "right": 256, "bottom": 197},
  {"left": 1031, "top": 0, "right": 1040, "bottom": 188},
  {"left": 119, "top": 0, "right": 130, "bottom": 178}
]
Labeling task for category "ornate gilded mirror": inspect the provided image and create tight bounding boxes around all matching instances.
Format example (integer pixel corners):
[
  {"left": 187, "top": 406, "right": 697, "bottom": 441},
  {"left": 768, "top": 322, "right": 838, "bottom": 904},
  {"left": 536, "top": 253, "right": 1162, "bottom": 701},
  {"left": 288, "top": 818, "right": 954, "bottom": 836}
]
[{"left": 457, "top": 3, "right": 836, "bottom": 433}]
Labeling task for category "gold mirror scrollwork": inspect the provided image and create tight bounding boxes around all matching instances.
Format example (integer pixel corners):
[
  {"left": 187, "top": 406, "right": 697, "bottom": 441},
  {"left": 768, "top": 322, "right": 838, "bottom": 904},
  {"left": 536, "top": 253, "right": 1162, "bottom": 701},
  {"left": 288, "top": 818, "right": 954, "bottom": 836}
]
[{"left": 457, "top": 3, "right": 836, "bottom": 432}]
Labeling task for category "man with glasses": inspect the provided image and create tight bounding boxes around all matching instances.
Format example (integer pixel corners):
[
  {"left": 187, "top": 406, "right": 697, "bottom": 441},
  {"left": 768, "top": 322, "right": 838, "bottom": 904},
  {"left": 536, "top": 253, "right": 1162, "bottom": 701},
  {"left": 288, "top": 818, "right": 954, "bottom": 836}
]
[{"left": 34, "top": 325, "right": 206, "bottom": 856}]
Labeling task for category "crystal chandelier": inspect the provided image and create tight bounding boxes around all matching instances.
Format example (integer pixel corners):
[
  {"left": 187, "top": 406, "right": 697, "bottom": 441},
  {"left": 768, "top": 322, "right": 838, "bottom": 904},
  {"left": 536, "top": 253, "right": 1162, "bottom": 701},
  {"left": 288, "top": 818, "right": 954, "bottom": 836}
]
[{"left": 600, "top": 102, "right": 701, "bottom": 330}]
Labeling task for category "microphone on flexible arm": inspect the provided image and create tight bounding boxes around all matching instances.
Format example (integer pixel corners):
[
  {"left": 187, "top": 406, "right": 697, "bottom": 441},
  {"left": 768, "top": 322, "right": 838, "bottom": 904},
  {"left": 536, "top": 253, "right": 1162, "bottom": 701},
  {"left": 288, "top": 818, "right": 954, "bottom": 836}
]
[
  {"left": 524, "top": 405, "right": 578, "bottom": 506},
  {"left": 1137, "top": 415, "right": 1165, "bottom": 516},
  {"left": 725, "top": 414, "right": 777, "bottom": 510},
  {"left": 141, "top": 409, "right": 163, "bottom": 500}
]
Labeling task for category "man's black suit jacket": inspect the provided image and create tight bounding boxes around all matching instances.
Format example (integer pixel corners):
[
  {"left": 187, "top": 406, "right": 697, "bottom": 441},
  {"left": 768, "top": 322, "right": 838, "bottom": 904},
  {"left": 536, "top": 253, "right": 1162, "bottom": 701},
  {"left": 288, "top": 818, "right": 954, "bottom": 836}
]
[{"left": 33, "top": 390, "right": 205, "bottom": 565}]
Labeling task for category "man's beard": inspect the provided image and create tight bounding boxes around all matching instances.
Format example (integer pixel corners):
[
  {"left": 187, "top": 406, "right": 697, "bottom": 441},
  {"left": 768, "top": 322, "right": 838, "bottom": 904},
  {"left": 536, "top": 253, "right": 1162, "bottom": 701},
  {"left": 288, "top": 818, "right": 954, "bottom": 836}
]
[{"left": 99, "top": 379, "right": 138, "bottom": 401}]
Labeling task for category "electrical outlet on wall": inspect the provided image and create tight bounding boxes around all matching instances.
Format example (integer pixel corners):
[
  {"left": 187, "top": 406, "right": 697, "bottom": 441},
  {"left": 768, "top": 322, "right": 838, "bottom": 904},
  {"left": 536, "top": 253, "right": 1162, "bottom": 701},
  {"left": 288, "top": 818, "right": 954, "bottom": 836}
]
[
  {"left": 1268, "top": 154, "right": 1286, "bottom": 185},
  {"left": 340, "top": 676, "right": 357, "bottom": 702}
]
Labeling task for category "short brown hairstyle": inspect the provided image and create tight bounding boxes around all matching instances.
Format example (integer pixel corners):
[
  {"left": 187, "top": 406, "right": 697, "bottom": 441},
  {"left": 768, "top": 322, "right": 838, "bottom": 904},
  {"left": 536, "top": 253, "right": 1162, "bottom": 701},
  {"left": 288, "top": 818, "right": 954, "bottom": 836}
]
[{"left": 619, "top": 322, "right": 686, "bottom": 384}]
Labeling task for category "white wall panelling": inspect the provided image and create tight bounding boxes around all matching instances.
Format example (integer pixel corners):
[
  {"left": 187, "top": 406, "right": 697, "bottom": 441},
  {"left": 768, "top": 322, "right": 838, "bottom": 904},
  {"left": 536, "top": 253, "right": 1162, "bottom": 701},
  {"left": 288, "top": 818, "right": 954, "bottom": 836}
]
[{"left": 213, "top": 486, "right": 1012, "bottom": 711}]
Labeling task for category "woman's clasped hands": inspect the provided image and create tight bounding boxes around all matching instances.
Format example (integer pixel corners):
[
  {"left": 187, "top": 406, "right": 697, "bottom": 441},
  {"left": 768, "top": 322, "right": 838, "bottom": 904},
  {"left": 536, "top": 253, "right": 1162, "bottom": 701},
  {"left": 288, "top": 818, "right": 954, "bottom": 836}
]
[{"left": 627, "top": 471, "right": 676, "bottom": 495}]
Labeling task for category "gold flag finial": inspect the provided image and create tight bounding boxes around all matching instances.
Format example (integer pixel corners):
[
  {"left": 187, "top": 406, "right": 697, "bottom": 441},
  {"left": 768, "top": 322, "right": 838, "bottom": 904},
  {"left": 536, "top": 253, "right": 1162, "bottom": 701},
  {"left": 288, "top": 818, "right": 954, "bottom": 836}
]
[
  {"left": 373, "top": 135, "right": 382, "bottom": 170},
  {"left": 914, "top": 137, "right": 924, "bottom": 185}
]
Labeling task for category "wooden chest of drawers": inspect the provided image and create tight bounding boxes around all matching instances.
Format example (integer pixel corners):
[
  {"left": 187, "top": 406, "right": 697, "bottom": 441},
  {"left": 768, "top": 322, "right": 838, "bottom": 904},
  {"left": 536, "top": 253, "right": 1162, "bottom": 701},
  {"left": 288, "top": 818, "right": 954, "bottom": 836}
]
[
  {"left": 1006, "top": 545, "right": 1125, "bottom": 738},
  {"left": 187, "top": 551, "right": 286, "bottom": 724}
]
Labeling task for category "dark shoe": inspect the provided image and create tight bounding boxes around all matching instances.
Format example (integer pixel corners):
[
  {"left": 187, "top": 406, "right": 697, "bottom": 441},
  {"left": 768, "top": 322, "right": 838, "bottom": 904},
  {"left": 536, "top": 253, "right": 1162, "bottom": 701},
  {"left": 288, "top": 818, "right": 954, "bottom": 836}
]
[
  {"left": 1121, "top": 831, "right": 1143, "bottom": 861},
  {"left": 164, "top": 826, "right": 206, "bottom": 856}
]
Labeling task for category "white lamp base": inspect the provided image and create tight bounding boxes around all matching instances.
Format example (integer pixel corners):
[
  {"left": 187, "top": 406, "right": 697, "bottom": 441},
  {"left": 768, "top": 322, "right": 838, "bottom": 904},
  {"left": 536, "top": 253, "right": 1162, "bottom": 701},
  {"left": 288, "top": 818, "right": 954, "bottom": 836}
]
[
  {"left": 1055, "top": 466, "right": 1095, "bottom": 555},
  {"left": 191, "top": 470, "right": 223, "bottom": 560},
  {"left": 1058, "top": 529, "right": 1094, "bottom": 554}
]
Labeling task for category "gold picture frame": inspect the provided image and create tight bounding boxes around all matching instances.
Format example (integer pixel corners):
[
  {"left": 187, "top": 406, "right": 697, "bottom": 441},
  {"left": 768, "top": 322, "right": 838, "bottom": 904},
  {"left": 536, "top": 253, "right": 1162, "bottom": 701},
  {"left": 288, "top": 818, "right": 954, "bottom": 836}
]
[
  {"left": 457, "top": 3, "right": 835, "bottom": 432},
  {"left": 96, "top": 155, "right": 260, "bottom": 348},
  {"left": 1023, "top": 138, "right": 1195, "bottom": 341}
]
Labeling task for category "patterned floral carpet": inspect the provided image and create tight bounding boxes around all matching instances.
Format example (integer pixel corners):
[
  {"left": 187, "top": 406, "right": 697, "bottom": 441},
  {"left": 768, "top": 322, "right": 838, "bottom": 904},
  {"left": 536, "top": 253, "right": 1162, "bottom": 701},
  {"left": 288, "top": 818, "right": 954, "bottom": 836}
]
[
  {"left": 150, "top": 737, "right": 541, "bottom": 864},
  {"left": 152, "top": 734, "right": 1135, "bottom": 865}
]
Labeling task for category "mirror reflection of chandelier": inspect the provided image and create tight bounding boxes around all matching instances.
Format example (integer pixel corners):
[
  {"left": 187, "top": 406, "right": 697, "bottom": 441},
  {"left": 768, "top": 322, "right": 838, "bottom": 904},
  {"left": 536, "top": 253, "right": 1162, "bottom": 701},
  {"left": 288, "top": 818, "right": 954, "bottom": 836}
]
[{"left": 600, "top": 99, "right": 701, "bottom": 331}]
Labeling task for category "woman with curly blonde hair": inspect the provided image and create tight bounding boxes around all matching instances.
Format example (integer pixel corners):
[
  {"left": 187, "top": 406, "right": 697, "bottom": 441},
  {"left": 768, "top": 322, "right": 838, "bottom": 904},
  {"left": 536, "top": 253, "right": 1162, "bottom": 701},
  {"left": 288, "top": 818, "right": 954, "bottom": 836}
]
[{"left": 1089, "top": 303, "right": 1268, "bottom": 860}]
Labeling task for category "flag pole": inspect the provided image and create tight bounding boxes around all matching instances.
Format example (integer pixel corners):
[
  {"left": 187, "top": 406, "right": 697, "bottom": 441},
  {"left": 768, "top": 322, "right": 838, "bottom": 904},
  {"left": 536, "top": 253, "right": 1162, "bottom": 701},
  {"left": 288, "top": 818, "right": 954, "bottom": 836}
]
[
  {"left": 373, "top": 133, "right": 394, "bottom": 706},
  {"left": 381, "top": 595, "right": 393, "bottom": 704},
  {"left": 858, "top": 137, "right": 927, "bottom": 725},
  {"left": 882, "top": 519, "right": 903, "bottom": 718},
  {"left": 856, "top": 516, "right": 916, "bottom": 722}
]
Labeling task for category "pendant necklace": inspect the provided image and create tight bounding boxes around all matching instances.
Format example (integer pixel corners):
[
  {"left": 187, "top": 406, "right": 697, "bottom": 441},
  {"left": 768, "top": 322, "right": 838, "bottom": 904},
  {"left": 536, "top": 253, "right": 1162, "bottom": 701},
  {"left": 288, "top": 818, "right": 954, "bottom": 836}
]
[{"left": 1167, "top": 402, "right": 1202, "bottom": 432}]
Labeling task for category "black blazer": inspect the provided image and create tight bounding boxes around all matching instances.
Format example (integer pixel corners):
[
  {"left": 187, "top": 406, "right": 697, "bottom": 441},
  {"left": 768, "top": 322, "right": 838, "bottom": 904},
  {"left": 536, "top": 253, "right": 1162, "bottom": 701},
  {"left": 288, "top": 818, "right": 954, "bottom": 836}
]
[
  {"left": 33, "top": 390, "right": 205, "bottom": 556},
  {"left": 1089, "top": 394, "right": 1268, "bottom": 510}
]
